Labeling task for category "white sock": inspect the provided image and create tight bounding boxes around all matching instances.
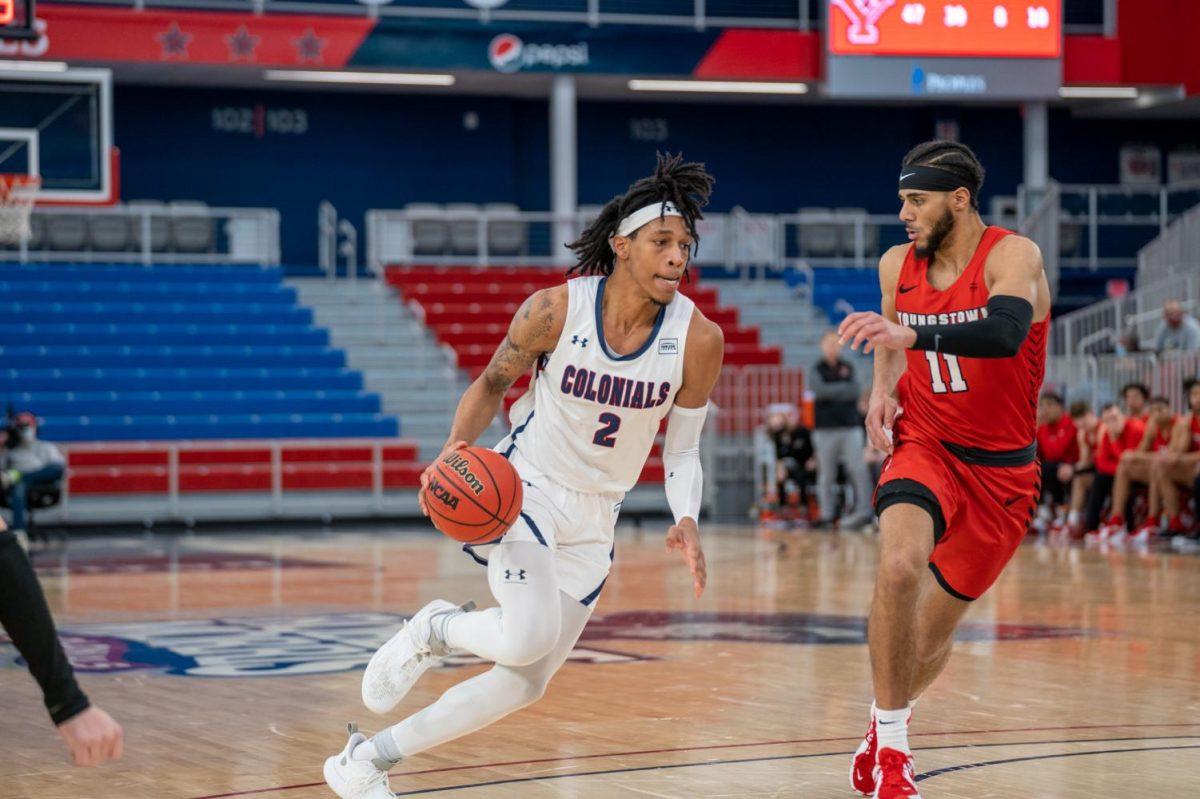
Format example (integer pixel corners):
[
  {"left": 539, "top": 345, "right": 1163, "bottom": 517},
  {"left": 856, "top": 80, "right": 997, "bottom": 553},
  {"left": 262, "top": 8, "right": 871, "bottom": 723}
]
[
  {"left": 350, "top": 739, "right": 378, "bottom": 762},
  {"left": 1068, "top": 509, "right": 1081, "bottom": 526},
  {"left": 875, "top": 705, "right": 910, "bottom": 754}
]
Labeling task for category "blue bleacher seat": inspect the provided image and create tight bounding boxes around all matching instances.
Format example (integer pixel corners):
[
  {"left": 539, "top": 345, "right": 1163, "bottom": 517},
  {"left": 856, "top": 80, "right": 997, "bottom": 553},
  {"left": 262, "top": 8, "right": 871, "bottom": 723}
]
[
  {"left": 2, "top": 367, "right": 363, "bottom": 392},
  {"left": 41, "top": 413, "right": 399, "bottom": 442},
  {"left": 0, "top": 282, "right": 298, "bottom": 304},
  {"left": 0, "top": 263, "right": 396, "bottom": 442},
  {"left": 0, "top": 345, "right": 345, "bottom": 369},
  {"left": 1, "top": 301, "right": 312, "bottom": 325},
  {"left": 0, "top": 323, "right": 329, "bottom": 346}
]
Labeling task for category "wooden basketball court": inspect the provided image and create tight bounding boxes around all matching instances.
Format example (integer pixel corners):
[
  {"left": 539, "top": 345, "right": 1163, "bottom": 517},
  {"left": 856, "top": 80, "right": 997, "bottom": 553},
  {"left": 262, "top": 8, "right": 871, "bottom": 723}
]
[{"left": 3, "top": 525, "right": 1197, "bottom": 798}]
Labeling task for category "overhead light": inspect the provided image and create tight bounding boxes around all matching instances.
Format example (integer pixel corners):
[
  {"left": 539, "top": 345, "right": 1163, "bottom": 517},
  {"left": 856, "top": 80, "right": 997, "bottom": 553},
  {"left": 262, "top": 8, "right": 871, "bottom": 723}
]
[
  {"left": 628, "top": 79, "right": 809, "bottom": 95},
  {"left": 0, "top": 60, "right": 69, "bottom": 73},
  {"left": 264, "top": 69, "right": 456, "bottom": 86},
  {"left": 1059, "top": 86, "right": 1139, "bottom": 99}
]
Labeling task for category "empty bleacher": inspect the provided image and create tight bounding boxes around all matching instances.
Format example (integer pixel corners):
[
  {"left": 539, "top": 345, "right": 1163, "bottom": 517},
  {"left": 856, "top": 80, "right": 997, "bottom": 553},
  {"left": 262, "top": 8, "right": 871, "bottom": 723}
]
[
  {"left": 385, "top": 265, "right": 784, "bottom": 412},
  {"left": 0, "top": 263, "right": 398, "bottom": 442}
]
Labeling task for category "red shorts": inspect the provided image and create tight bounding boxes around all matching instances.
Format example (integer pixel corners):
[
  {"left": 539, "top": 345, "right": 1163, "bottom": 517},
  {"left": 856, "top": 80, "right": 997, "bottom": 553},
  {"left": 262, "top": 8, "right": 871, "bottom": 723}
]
[{"left": 873, "top": 435, "right": 1040, "bottom": 600}]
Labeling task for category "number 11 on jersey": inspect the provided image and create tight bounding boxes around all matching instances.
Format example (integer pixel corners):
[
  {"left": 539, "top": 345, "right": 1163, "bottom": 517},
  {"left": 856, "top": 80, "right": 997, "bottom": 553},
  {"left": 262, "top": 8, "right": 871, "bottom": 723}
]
[{"left": 925, "top": 351, "right": 968, "bottom": 394}]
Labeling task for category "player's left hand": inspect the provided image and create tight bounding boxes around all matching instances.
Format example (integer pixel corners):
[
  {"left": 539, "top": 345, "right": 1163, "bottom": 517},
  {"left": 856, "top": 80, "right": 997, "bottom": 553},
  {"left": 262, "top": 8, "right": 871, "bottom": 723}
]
[
  {"left": 666, "top": 518, "right": 707, "bottom": 598},
  {"left": 1056, "top": 462, "right": 1074, "bottom": 483},
  {"left": 838, "top": 311, "right": 917, "bottom": 354}
]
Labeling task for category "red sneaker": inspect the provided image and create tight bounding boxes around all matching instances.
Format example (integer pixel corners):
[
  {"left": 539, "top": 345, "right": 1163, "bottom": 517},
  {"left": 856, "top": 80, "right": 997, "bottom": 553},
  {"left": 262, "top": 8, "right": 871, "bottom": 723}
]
[
  {"left": 850, "top": 714, "right": 878, "bottom": 795},
  {"left": 1129, "top": 520, "right": 1159, "bottom": 543},
  {"left": 851, "top": 708, "right": 912, "bottom": 795},
  {"left": 873, "top": 747, "right": 921, "bottom": 798}
]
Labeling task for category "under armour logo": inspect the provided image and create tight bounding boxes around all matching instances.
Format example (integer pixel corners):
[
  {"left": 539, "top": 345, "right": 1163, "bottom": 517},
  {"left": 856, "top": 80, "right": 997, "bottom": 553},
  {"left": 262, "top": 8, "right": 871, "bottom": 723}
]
[
  {"left": 571, "top": 335, "right": 588, "bottom": 347},
  {"left": 504, "top": 569, "right": 526, "bottom": 582}
]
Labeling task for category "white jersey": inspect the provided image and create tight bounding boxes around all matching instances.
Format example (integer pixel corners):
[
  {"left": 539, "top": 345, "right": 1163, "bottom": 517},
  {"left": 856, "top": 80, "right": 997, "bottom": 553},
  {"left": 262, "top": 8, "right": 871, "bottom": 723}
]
[{"left": 499, "top": 275, "right": 694, "bottom": 495}]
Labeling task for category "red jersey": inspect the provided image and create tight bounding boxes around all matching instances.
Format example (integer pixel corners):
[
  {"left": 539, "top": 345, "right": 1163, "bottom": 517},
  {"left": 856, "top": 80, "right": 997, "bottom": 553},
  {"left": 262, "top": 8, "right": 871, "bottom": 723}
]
[
  {"left": 1037, "top": 415, "right": 1079, "bottom": 463},
  {"left": 1150, "top": 416, "right": 1177, "bottom": 452},
  {"left": 1095, "top": 417, "right": 1146, "bottom": 475},
  {"left": 894, "top": 226, "right": 1048, "bottom": 452},
  {"left": 1191, "top": 414, "right": 1200, "bottom": 452}
]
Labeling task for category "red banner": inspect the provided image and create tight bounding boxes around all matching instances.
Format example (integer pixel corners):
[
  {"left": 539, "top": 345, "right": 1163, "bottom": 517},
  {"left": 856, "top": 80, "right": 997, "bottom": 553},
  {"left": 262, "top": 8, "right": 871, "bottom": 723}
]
[{"left": 26, "top": 4, "right": 373, "bottom": 67}]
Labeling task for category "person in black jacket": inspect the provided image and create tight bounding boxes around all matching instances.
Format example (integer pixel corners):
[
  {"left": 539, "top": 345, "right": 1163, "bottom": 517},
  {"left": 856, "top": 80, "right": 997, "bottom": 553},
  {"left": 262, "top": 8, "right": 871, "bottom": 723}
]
[
  {"left": 765, "top": 405, "right": 816, "bottom": 518},
  {"left": 0, "top": 517, "right": 123, "bottom": 765},
  {"left": 809, "top": 330, "right": 875, "bottom": 528}
]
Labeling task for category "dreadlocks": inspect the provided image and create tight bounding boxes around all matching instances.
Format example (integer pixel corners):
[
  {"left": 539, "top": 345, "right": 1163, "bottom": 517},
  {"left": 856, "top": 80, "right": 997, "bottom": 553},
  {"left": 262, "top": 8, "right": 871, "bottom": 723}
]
[{"left": 566, "top": 152, "right": 714, "bottom": 277}]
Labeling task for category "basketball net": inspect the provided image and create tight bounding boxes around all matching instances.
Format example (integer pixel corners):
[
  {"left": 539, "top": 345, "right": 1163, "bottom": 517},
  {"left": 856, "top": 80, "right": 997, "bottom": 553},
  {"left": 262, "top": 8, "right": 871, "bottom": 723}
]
[{"left": 0, "top": 174, "right": 41, "bottom": 245}]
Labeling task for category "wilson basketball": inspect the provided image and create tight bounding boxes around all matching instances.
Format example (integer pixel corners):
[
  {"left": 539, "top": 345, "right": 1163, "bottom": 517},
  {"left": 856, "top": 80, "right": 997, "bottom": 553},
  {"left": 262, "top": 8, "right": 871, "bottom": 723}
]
[{"left": 426, "top": 446, "right": 523, "bottom": 544}]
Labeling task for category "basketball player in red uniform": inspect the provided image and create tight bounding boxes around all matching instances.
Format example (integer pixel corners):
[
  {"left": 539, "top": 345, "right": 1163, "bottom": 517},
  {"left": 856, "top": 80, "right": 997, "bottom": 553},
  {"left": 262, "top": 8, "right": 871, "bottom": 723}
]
[
  {"left": 1099, "top": 395, "right": 1175, "bottom": 541},
  {"left": 1058, "top": 400, "right": 1098, "bottom": 537},
  {"left": 836, "top": 141, "right": 1049, "bottom": 799},
  {"left": 1153, "top": 379, "right": 1200, "bottom": 539}
]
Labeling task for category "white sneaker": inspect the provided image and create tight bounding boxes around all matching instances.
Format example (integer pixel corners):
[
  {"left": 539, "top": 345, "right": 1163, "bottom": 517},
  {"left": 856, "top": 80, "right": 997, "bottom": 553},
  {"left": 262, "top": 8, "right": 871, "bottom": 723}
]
[
  {"left": 361, "top": 599, "right": 474, "bottom": 714},
  {"left": 323, "top": 723, "right": 395, "bottom": 799}
]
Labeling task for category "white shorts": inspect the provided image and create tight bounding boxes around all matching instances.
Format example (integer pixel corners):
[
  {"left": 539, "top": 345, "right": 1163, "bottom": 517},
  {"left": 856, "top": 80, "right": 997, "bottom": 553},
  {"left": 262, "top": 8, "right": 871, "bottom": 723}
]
[{"left": 462, "top": 447, "right": 621, "bottom": 608}]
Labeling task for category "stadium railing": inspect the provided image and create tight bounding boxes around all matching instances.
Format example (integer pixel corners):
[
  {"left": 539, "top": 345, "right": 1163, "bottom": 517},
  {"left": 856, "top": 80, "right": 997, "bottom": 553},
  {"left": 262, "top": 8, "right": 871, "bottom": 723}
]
[
  {"left": 1045, "top": 351, "right": 1200, "bottom": 411},
  {"left": 68, "top": 0, "right": 1116, "bottom": 34},
  {"left": 1, "top": 204, "right": 281, "bottom": 266},
  {"left": 1139, "top": 201, "right": 1200, "bottom": 286},
  {"left": 1051, "top": 272, "right": 1199, "bottom": 357},
  {"left": 367, "top": 183, "right": 1192, "bottom": 275}
]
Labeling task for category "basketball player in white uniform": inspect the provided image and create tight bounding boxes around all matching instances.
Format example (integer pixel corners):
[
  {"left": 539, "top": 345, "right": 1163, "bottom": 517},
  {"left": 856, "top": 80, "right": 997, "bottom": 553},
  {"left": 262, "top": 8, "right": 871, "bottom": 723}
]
[{"left": 324, "top": 153, "right": 725, "bottom": 798}]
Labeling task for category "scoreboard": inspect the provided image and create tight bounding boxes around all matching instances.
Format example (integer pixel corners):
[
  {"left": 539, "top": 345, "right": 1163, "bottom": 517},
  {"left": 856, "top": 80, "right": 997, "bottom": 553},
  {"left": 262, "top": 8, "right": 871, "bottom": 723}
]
[
  {"left": 826, "top": 1, "right": 1063, "bottom": 100},
  {"left": 0, "top": 0, "right": 36, "bottom": 40}
]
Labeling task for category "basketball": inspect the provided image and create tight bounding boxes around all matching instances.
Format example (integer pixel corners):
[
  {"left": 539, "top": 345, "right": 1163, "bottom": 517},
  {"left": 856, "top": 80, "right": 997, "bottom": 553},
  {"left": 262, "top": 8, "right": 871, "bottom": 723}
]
[{"left": 425, "top": 446, "right": 523, "bottom": 543}]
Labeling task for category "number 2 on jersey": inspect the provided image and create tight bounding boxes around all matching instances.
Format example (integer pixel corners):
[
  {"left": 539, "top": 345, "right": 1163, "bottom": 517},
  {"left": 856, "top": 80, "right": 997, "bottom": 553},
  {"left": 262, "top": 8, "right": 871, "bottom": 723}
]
[
  {"left": 593, "top": 412, "right": 621, "bottom": 448},
  {"left": 924, "top": 351, "right": 968, "bottom": 393}
]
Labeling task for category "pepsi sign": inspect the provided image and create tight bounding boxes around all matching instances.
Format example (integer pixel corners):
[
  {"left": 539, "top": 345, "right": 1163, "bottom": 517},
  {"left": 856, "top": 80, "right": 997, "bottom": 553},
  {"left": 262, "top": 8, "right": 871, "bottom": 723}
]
[{"left": 488, "top": 33, "right": 588, "bottom": 73}]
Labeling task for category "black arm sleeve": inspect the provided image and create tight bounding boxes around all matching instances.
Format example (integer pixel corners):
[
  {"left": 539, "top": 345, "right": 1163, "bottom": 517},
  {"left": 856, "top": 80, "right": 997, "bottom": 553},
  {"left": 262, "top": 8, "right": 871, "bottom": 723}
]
[
  {"left": 0, "top": 529, "right": 90, "bottom": 725},
  {"left": 910, "top": 295, "right": 1034, "bottom": 358}
]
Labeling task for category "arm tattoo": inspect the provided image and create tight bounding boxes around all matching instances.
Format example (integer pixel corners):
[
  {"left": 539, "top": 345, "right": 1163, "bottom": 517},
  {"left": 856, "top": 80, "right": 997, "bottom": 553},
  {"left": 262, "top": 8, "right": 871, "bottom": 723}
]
[
  {"left": 481, "top": 289, "right": 559, "bottom": 396},
  {"left": 483, "top": 335, "right": 529, "bottom": 395}
]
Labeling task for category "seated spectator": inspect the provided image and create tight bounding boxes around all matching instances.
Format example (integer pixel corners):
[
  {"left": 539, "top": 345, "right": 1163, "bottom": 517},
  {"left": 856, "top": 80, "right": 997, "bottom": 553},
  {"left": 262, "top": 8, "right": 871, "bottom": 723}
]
[
  {"left": 1099, "top": 395, "right": 1176, "bottom": 541},
  {"left": 1035, "top": 392, "right": 1078, "bottom": 533},
  {"left": 1115, "top": 324, "right": 1141, "bottom": 357},
  {"left": 1152, "top": 300, "right": 1200, "bottom": 354},
  {"left": 1, "top": 413, "right": 65, "bottom": 546},
  {"left": 1152, "top": 378, "right": 1200, "bottom": 539},
  {"left": 1061, "top": 400, "right": 1098, "bottom": 537},
  {"left": 758, "top": 404, "right": 816, "bottom": 525},
  {"left": 1122, "top": 382, "right": 1150, "bottom": 420},
  {"left": 1084, "top": 403, "right": 1145, "bottom": 536}
]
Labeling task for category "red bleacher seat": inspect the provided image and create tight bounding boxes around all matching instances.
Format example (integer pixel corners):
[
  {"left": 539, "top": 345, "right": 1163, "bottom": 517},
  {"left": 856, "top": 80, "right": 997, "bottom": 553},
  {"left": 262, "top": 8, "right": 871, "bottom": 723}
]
[{"left": 64, "top": 439, "right": 426, "bottom": 495}]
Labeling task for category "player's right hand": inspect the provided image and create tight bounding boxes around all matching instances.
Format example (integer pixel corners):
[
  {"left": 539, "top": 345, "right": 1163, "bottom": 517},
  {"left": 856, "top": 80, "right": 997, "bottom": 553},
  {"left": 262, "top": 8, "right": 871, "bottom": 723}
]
[
  {"left": 418, "top": 440, "right": 468, "bottom": 517},
  {"left": 57, "top": 705, "right": 123, "bottom": 767},
  {"left": 866, "top": 393, "right": 898, "bottom": 455}
]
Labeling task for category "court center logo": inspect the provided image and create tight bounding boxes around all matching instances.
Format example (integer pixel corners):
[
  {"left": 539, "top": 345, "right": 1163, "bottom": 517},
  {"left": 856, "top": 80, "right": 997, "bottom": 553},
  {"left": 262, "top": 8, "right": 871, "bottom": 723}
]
[
  {"left": 2, "top": 611, "right": 1089, "bottom": 678},
  {"left": 488, "top": 33, "right": 589, "bottom": 73},
  {"left": 831, "top": 0, "right": 896, "bottom": 45}
]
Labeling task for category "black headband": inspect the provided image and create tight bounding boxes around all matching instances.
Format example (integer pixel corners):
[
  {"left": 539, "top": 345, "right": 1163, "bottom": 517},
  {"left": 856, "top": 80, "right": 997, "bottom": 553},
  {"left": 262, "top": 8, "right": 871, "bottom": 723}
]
[{"left": 899, "top": 164, "right": 976, "bottom": 194}]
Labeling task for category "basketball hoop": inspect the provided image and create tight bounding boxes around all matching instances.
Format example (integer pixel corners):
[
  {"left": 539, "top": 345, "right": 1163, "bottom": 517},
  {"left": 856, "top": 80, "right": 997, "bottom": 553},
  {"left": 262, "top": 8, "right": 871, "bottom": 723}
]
[{"left": 0, "top": 173, "right": 41, "bottom": 245}]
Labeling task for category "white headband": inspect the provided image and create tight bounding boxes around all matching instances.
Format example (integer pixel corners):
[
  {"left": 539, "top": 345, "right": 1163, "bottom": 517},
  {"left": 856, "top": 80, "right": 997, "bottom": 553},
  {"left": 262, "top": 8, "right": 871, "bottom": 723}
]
[{"left": 613, "top": 201, "right": 682, "bottom": 238}]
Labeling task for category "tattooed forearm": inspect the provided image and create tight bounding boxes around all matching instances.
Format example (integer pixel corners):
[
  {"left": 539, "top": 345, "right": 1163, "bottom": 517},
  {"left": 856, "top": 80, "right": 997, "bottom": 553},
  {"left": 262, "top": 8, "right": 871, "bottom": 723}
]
[
  {"left": 478, "top": 287, "right": 563, "bottom": 398},
  {"left": 482, "top": 335, "right": 531, "bottom": 396}
]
